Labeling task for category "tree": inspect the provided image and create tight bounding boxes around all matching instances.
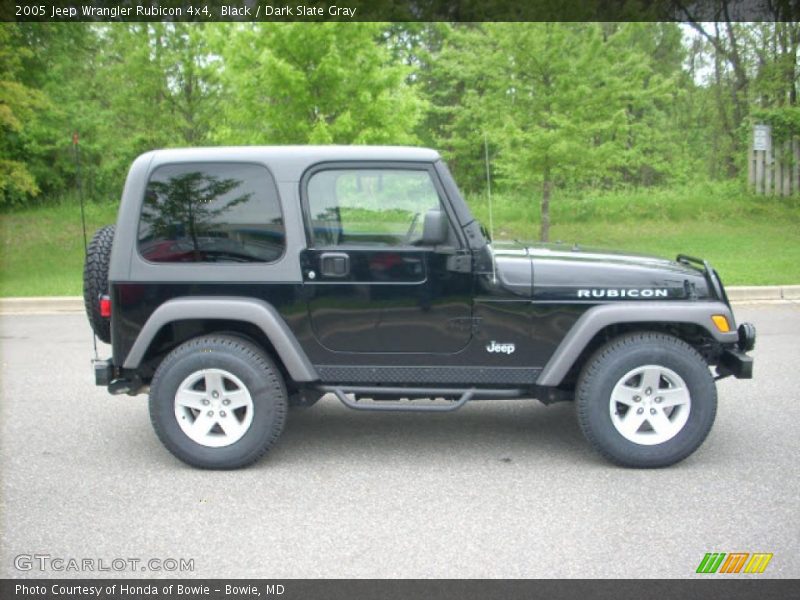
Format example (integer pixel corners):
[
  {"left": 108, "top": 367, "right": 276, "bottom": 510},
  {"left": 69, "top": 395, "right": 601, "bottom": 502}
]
[
  {"left": 209, "top": 23, "right": 425, "bottom": 145},
  {"left": 493, "top": 24, "right": 624, "bottom": 241},
  {"left": 0, "top": 24, "right": 47, "bottom": 205},
  {"left": 415, "top": 24, "right": 493, "bottom": 193},
  {"left": 14, "top": 23, "right": 103, "bottom": 199},
  {"left": 2, "top": 21, "right": 797, "bottom": 210},
  {"left": 603, "top": 22, "right": 686, "bottom": 186},
  {"left": 440, "top": 24, "right": 664, "bottom": 241},
  {"left": 90, "top": 23, "right": 219, "bottom": 192},
  {"left": 421, "top": 24, "right": 682, "bottom": 239}
]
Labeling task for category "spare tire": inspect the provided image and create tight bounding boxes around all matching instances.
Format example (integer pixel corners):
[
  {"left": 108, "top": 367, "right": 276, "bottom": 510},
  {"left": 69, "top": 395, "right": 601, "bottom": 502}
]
[{"left": 83, "top": 224, "right": 115, "bottom": 344}]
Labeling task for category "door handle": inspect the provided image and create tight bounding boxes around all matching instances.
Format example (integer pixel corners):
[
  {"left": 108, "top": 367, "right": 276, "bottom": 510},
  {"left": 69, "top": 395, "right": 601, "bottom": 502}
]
[{"left": 319, "top": 252, "right": 350, "bottom": 278}]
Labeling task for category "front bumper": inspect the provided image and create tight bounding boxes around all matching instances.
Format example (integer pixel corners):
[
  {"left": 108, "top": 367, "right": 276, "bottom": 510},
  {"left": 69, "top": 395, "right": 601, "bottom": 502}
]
[
  {"left": 717, "top": 321, "right": 756, "bottom": 379},
  {"left": 719, "top": 348, "right": 753, "bottom": 379}
]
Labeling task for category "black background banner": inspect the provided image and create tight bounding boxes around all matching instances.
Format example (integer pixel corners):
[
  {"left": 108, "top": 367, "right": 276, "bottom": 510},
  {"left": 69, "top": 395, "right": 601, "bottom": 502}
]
[
  {"left": 3, "top": 0, "right": 800, "bottom": 22},
  {"left": 2, "top": 579, "right": 800, "bottom": 600}
]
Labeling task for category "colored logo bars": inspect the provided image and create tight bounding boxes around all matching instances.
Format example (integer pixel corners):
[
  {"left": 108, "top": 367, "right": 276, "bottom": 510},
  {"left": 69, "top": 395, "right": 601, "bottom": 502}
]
[{"left": 696, "top": 552, "right": 773, "bottom": 574}]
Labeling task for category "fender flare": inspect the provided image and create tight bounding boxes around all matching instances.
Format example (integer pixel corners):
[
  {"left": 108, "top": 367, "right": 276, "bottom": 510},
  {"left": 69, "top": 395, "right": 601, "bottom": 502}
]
[
  {"left": 122, "top": 296, "right": 319, "bottom": 382},
  {"left": 536, "top": 301, "right": 739, "bottom": 386}
]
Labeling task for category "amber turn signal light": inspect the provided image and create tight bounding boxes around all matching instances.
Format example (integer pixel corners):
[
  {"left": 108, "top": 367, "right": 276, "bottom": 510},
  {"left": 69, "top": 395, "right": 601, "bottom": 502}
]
[{"left": 711, "top": 314, "right": 730, "bottom": 333}]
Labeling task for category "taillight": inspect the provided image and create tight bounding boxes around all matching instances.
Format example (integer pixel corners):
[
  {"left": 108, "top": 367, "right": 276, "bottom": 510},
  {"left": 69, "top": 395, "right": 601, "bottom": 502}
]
[{"left": 99, "top": 295, "right": 111, "bottom": 318}]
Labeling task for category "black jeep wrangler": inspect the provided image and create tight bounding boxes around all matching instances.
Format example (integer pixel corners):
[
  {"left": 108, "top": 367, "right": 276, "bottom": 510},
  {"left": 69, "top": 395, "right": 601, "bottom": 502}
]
[{"left": 84, "top": 146, "right": 755, "bottom": 469}]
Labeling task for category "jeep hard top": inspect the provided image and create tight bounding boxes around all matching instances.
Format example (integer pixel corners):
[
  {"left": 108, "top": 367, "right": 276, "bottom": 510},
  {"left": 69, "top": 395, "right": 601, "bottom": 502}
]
[{"left": 83, "top": 146, "right": 755, "bottom": 469}]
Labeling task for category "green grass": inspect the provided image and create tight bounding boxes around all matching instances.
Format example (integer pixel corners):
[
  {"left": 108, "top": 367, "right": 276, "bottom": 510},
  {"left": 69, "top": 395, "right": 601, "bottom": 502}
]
[
  {"left": 468, "top": 180, "right": 800, "bottom": 226},
  {"left": 0, "top": 199, "right": 118, "bottom": 296},
  {"left": 1, "top": 182, "right": 798, "bottom": 296},
  {"left": 467, "top": 181, "right": 800, "bottom": 286},
  {"left": 540, "top": 221, "right": 798, "bottom": 285}
]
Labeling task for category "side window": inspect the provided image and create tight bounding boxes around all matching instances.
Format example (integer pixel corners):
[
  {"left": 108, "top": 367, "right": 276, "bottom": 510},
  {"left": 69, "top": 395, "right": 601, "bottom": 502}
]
[
  {"left": 138, "top": 163, "right": 284, "bottom": 263},
  {"left": 306, "top": 168, "right": 443, "bottom": 247}
]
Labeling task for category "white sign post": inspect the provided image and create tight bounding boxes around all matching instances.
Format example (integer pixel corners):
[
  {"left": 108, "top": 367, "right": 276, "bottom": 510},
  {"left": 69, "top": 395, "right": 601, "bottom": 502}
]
[{"left": 753, "top": 125, "right": 770, "bottom": 151}]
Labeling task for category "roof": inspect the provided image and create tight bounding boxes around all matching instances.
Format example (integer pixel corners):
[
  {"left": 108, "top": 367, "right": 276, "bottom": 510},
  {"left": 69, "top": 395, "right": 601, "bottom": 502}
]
[{"left": 143, "top": 145, "right": 441, "bottom": 181}]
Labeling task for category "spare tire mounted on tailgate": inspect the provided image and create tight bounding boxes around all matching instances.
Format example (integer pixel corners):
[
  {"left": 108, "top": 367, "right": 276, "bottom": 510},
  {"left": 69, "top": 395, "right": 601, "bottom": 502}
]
[{"left": 83, "top": 224, "right": 115, "bottom": 344}]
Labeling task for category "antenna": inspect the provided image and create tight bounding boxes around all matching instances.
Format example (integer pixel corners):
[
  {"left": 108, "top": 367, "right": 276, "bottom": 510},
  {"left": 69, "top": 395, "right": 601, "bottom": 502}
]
[
  {"left": 73, "top": 132, "right": 89, "bottom": 257},
  {"left": 483, "top": 131, "right": 494, "bottom": 243},
  {"left": 483, "top": 131, "right": 497, "bottom": 284},
  {"left": 73, "top": 131, "right": 98, "bottom": 359}
]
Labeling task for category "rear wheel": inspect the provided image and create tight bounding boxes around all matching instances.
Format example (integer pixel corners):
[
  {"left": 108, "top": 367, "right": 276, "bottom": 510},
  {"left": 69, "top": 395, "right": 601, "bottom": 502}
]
[
  {"left": 149, "top": 334, "right": 288, "bottom": 469},
  {"left": 576, "top": 332, "right": 717, "bottom": 468},
  {"left": 82, "top": 224, "right": 115, "bottom": 343}
]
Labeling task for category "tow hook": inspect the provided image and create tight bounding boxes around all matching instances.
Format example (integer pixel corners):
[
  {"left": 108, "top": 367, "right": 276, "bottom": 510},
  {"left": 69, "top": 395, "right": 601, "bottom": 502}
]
[{"left": 109, "top": 376, "right": 143, "bottom": 396}]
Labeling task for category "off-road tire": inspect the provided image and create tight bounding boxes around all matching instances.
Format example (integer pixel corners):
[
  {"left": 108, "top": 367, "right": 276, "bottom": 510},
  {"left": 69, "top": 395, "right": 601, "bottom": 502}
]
[
  {"left": 576, "top": 332, "right": 717, "bottom": 468},
  {"left": 149, "top": 334, "right": 288, "bottom": 469},
  {"left": 82, "top": 224, "right": 115, "bottom": 344}
]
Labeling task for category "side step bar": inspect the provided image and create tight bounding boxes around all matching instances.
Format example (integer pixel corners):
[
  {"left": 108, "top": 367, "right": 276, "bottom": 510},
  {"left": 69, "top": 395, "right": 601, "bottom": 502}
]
[{"left": 317, "top": 385, "right": 525, "bottom": 413}]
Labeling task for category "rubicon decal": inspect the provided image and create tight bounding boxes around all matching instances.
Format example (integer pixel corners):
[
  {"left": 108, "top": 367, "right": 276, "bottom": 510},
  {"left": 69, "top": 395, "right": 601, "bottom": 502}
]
[
  {"left": 486, "top": 341, "right": 515, "bottom": 354},
  {"left": 577, "top": 288, "right": 669, "bottom": 298},
  {"left": 696, "top": 552, "right": 773, "bottom": 574}
]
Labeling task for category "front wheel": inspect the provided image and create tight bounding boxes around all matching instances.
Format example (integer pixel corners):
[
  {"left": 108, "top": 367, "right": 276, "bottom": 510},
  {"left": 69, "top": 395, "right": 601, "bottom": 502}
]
[
  {"left": 149, "top": 335, "right": 288, "bottom": 469},
  {"left": 576, "top": 332, "right": 717, "bottom": 468}
]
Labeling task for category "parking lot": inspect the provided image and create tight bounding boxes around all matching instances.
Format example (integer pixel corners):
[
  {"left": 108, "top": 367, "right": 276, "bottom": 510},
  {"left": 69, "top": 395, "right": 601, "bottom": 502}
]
[{"left": 1, "top": 304, "right": 798, "bottom": 578}]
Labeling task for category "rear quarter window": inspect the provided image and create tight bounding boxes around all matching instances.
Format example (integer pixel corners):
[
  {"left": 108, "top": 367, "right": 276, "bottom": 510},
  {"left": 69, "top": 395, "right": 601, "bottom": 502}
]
[{"left": 137, "top": 162, "right": 284, "bottom": 264}]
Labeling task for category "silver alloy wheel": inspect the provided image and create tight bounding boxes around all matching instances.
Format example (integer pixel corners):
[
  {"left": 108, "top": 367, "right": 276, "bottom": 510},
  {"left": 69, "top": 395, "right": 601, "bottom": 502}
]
[
  {"left": 609, "top": 364, "right": 691, "bottom": 446},
  {"left": 174, "top": 368, "right": 254, "bottom": 448}
]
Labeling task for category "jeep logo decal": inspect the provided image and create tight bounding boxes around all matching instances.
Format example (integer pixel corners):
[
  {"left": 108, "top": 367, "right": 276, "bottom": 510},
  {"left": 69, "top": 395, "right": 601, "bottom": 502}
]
[
  {"left": 486, "top": 341, "right": 515, "bottom": 354},
  {"left": 577, "top": 288, "right": 669, "bottom": 298}
]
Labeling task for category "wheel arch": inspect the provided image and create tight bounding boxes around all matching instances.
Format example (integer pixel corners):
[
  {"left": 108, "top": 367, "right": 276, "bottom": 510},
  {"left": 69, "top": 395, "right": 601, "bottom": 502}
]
[
  {"left": 536, "top": 302, "right": 738, "bottom": 387},
  {"left": 122, "top": 297, "right": 318, "bottom": 383}
]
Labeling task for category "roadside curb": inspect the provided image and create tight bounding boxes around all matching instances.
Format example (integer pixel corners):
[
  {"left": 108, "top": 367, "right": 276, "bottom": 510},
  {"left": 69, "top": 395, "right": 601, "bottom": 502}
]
[
  {"left": 2, "top": 287, "right": 799, "bottom": 315},
  {"left": 0, "top": 296, "right": 84, "bottom": 314},
  {"left": 725, "top": 285, "right": 800, "bottom": 302}
]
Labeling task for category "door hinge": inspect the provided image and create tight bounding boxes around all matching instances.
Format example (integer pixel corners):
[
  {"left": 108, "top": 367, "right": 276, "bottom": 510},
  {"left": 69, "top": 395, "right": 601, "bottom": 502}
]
[{"left": 446, "top": 253, "right": 472, "bottom": 273}]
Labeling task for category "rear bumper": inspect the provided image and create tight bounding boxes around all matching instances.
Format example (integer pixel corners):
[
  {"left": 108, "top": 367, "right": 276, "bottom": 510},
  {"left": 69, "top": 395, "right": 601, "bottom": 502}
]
[
  {"left": 94, "top": 359, "right": 143, "bottom": 394},
  {"left": 94, "top": 359, "right": 114, "bottom": 386}
]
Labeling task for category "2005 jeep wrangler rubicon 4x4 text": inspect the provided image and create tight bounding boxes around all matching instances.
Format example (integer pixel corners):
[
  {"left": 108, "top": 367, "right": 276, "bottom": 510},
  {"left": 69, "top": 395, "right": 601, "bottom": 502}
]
[{"left": 84, "top": 146, "right": 755, "bottom": 469}]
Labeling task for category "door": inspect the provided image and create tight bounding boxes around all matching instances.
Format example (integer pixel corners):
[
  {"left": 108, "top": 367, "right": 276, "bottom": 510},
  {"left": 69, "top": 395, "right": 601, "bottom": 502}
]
[{"left": 300, "top": 164, "right": 473, "bottom": 354}]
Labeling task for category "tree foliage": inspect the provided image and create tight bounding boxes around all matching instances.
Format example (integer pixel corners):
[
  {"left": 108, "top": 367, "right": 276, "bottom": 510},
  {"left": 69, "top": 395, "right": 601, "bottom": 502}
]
[
  {"left": 0, "top": 24, "right": 47, "bottom": 203},
  {"left": 208, "top": 23, "right": 424, "bottom": 145},
  {"left": 1, "top": 20, "right": 798, "bottom": 242}
]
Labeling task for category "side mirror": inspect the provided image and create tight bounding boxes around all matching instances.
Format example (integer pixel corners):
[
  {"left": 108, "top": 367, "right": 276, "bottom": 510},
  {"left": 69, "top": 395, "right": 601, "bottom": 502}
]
[{"left": 421, "top": 209, "right": 449, "bottom": 246}]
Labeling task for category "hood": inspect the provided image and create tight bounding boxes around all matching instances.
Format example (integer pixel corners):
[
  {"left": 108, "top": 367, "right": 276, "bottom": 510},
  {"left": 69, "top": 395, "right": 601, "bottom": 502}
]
[{"left": 482, "top": 241, "right": 712, "bottom": 301}]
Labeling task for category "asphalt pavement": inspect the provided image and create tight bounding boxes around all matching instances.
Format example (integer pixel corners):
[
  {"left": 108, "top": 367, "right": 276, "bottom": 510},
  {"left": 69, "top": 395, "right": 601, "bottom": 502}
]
[{"left": 1, "top": 304, "right": 798, "bottom": 578}]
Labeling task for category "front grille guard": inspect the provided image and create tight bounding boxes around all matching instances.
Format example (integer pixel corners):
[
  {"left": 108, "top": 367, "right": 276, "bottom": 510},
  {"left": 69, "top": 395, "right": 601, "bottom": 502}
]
[{"left": 676, "top": 254, "right": 730, "bottom": 307}]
